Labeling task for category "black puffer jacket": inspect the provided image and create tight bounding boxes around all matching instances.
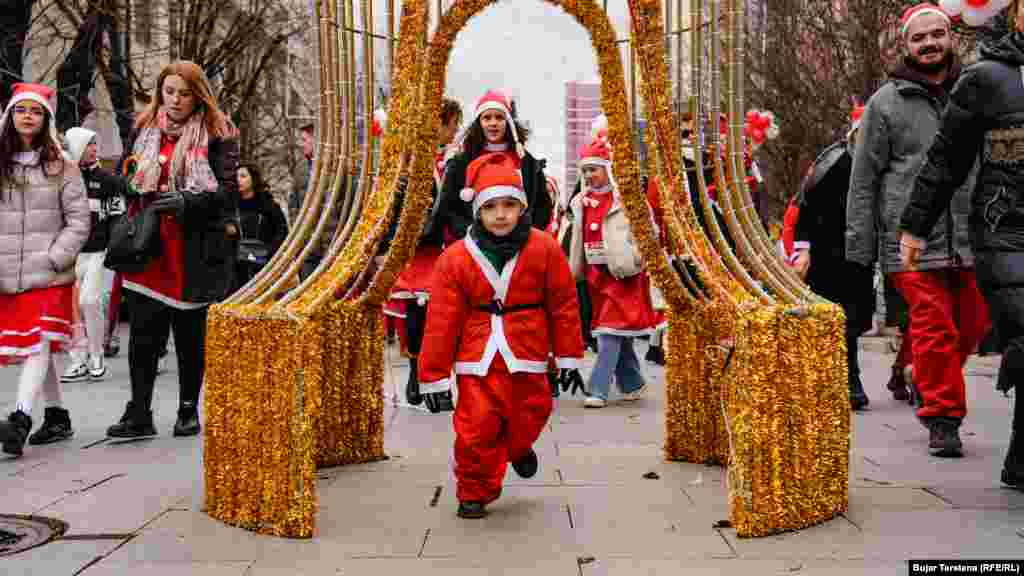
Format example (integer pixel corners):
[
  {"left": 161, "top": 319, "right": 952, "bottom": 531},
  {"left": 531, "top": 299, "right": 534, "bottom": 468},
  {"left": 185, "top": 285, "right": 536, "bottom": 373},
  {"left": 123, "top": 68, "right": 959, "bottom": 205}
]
[{"left": 902, "top": 32, "right": 1024, "bottom": 253}]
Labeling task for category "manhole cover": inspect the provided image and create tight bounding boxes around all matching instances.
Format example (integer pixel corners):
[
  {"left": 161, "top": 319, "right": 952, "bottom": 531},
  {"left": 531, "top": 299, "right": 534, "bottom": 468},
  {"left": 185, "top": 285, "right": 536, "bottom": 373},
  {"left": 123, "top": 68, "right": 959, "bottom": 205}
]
[{"left": 0, "top": 515, "right": 67, "bottom": 557}]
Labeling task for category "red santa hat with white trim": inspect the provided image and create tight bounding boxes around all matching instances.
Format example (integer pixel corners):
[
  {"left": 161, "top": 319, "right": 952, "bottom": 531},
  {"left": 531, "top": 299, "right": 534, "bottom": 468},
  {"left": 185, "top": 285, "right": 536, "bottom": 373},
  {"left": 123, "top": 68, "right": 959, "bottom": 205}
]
[
  {"left": 577, "top": 132, "right": 620, "bottom": 196},
  {"left": 0, "top": 83, "right": 63, "bottom": 152},
  {"left": 900, "top": 3, "right": 950, "bottom": 36},
  {"left": 460, "top": 152, "right": 528, "bottom": 216}
]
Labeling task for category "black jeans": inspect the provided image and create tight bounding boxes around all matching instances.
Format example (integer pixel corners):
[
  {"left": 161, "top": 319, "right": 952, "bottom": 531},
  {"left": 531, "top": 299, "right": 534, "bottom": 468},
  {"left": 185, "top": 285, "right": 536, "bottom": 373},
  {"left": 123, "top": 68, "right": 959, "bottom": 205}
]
[{"left": 128, "top": 292, "right": 208, "bottom": 412}]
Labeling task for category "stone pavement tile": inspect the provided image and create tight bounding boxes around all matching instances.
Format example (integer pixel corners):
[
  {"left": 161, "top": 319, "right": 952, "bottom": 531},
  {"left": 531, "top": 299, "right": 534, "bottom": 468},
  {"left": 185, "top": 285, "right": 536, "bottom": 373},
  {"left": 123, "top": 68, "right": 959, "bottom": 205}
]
[
  {"left": 925, "top": 485, "right": 1024, "bottom": 510},
  {"left": 105, "top": 510, "right": 319, "bottom": 564},
  {"left": 721, "top": 515, "right": 866, "bottom": 560},
  {"left": 550, "top": 400, "right": 664, "bottom": 444},
  {"left": 80, "top": 560, "right": 253, "bottom": 576},
  {"left": 568, "top": 484, "right": 734, "bottom": 559},
  {"left": 580, "top": 558, "right": 812, "bottom": 575},
  {"left": 556, "top": 441, "right": 674, "bottom": 485},
  {"left": 246, "top": 556, "right": 580, "bottom": 575},
  {"left": 34, "top": 466, "right": 192, "bottom": 535},
  {"left": 420, "top": 486, "right": 580, "bottom": 559},
  {"left": 2, "top": 539, "right": 121, "bottom": 576},
  {"left": 844, "top": 486, "right": 950, "bottom": 522},
  {"left": 853, "top": 509, "right": 1024, "bottom": 560}
]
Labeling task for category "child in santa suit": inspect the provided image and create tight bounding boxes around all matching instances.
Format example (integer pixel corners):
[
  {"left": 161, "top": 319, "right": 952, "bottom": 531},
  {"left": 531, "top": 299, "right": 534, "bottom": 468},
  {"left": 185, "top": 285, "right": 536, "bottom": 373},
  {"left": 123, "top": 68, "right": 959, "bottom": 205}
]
[
  {"left": 418, "top": 152, "right": 584, "bottom": 519},
  {"left": 568, "top": 134, "right": 660, "bottom": 408}
]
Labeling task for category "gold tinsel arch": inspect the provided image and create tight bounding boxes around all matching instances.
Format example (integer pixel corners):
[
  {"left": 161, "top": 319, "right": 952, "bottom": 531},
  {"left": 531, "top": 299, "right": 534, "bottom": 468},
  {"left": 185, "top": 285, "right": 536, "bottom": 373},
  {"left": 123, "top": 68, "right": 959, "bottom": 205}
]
[{"left": 203, "top": 0, "right": 849, "bottom": 539}]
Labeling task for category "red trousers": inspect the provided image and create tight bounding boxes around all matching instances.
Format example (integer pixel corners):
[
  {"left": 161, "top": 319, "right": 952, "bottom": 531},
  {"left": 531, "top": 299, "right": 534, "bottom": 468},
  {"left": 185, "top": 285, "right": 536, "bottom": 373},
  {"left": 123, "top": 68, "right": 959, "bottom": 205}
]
[
  {"left": 892, "top": 269, "right": 990, "bottom": 420},
  {"left": 453, "top": 357, "right": 552, "bottom": 503}
]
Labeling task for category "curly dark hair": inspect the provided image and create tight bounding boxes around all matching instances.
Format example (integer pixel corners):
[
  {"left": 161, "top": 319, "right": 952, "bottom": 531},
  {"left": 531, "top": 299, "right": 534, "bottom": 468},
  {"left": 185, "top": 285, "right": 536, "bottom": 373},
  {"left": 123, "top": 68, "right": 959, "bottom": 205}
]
[
  {"left": 0, "top": 108, "right": 64, "bottom": 198},
  {"left": 462, "top": 114, "right": 531, "bottom": 161},
  {"left": 237, "top": 162, "right": 268, "bottom": 198}
]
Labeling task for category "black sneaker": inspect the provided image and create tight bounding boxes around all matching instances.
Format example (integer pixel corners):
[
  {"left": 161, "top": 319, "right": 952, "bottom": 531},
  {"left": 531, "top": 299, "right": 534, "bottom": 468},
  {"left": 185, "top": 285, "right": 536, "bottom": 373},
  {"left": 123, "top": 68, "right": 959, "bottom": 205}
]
[
  {"left": 107, "top": 402, "right": 157, "bottom": 439},
  {"left": 28, "top": 407, "right": 73, "bottom": 445},
  {"left": 928, "top": 419, "right": 963, "bottom": 458},
  {"left": 645, "top": 346, "right": 666, "bottom": 366},
  {"left": 173, "top": 402, "right": 200, "bottom": 437},
  {"left": 511, "top": 448, "right": 539, "bottom": 479},
  {"left": 104, "top": 335, "right": 121, "bottom": 358},
  {"left": 0, "top": 410, "right": 33, "bottom": 456},
  {"left": 457, "top": 501, "right": 487, "bottom": 519}
]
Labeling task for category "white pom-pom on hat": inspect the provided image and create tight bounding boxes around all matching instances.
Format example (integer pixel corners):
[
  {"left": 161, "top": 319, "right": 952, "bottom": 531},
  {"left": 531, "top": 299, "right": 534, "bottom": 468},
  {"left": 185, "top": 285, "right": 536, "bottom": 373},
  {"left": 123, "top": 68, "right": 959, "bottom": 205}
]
[
  {"left": 460, "top": 187, "right": 475, "bottom": 203},
  {"left": 591, "top": 113, "right": 609, "bottom": 140}
]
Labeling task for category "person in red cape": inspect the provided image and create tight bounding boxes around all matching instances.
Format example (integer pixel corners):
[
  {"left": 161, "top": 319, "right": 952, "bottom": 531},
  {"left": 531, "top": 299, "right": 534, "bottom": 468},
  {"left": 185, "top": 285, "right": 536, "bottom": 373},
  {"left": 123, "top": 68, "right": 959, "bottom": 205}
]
[
  {"left": 417, "top": 152, "right": 583, "bottom": 519},
  {"left": 0, "top": 83, "right": 90, "bottom": 456},
  {"left": 569, "top": 134, "right": 660, "bottom": 408},
  {"left": 381, "top": 97, "right": 463, "bottom": 406}
]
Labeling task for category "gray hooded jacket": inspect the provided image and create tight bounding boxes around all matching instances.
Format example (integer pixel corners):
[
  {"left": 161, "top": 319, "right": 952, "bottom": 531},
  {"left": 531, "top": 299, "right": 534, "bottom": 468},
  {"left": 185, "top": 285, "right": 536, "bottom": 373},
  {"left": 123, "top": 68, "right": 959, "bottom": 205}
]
[{"left": 846, "top": 60, "right": 974, "bottom": 274}]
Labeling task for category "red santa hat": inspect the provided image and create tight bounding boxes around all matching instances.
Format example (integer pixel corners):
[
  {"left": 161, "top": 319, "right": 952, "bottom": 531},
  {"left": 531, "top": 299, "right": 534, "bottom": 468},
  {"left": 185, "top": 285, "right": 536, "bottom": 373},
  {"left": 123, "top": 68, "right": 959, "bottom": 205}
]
[
  {"left": 467, "top": 89, "right": 524, "bottom": 157},
  {"left": 900, "top": 3, "right": 950, "bottom": 36},
  {"left": 577, "top": 134, "right": 619, "bottom": 195},
  {"left": 460, "top": 152, "right": 528, "bottom": 216},
  {"left": 0, "top": 83, "right": 62, "bottom": 151}
]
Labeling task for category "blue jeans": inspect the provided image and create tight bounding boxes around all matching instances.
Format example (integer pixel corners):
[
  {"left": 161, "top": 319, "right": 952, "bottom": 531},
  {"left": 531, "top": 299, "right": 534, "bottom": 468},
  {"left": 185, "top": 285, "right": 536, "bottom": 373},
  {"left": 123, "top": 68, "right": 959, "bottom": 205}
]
[{"left": 587, "top": 334, "right": 645, "bottom": 400}]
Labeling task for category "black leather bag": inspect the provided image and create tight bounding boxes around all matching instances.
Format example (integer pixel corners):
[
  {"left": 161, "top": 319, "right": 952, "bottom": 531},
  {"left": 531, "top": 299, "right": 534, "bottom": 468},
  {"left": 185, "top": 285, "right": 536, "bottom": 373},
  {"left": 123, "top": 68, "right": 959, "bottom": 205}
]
[{"left": 104, "top": 204, "right": 161, "bottom": 273}]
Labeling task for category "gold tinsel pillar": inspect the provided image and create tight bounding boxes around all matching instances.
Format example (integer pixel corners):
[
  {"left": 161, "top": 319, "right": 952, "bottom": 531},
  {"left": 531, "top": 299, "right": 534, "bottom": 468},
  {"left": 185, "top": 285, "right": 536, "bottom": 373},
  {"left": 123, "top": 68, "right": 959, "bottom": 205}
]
[{"left": 724, "top": 304, "right": 850, "bottom": 538}]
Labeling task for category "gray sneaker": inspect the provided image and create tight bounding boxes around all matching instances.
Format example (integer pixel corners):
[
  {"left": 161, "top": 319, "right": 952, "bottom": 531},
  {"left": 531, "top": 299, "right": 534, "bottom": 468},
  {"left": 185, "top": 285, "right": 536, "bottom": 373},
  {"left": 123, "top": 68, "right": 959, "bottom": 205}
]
[{"left": 60, "top": 363, "right": 89, "bottom": 383}]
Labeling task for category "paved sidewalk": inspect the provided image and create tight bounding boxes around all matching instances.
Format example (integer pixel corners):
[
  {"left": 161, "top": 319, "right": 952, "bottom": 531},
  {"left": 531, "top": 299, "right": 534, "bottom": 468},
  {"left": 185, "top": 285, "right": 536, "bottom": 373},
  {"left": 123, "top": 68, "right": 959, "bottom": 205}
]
[{"left": 2, "top": 329, "right": 1023, "bottom": 575}]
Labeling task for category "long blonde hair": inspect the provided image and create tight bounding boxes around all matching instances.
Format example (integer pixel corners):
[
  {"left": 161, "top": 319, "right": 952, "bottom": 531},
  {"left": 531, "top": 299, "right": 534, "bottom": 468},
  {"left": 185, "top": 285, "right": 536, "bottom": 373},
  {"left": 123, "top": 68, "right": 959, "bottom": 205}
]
[{"left": 136, "top": 60, "right": 231, "bottom": 138}]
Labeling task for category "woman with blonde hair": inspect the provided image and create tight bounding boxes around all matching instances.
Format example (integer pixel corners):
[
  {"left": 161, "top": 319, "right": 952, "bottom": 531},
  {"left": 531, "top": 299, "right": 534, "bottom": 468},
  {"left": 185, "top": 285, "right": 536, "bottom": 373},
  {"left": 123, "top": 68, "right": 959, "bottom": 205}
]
[
  {"left": 0, "top": 83, "right": 90, "bottom": 456},
  {"left": 106, "top": 60, "right": 239, "bottom": 439}
]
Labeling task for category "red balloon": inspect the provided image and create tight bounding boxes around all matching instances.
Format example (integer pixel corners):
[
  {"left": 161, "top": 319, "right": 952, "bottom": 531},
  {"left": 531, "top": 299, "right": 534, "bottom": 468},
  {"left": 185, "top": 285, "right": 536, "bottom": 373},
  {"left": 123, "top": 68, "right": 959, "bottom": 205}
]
[
  {"left": 754, "top": 115, "right": 771, "bottom": 130},
  {"left": 746, "top": 110, "right": 758, "bottom": 124},
  {"left": 752, "top": 128, "right": 766, "bottom": 144},
  {"left": 744, "top": 124, "right": 751, "bottom": 136}
]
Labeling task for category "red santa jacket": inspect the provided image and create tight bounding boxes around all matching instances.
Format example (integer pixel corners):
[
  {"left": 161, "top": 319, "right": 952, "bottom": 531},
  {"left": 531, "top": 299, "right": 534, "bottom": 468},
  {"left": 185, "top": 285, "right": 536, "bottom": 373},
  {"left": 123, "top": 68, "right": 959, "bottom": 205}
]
[{"left": 418, "top": 229, "right": 584, "bottom": 393}]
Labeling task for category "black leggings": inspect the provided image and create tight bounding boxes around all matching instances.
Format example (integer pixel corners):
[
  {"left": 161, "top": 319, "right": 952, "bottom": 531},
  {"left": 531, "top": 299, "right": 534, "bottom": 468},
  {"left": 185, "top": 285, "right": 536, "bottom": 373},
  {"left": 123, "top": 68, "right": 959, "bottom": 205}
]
[
  {"left": 128, "top": 292, "right": 208, "bottom": 411},
  {"left": 405, "top": 301, "right": 427, "bottom": 357}
]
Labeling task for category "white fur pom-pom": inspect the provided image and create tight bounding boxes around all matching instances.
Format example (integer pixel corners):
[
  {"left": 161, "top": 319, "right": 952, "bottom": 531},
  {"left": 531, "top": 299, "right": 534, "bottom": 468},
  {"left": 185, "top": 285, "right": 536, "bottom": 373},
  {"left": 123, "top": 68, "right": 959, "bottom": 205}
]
[
  {"left": 591, "top": 113, "right": 608, "bottom": 139},
  {"left": 460, "top": 188, "right": 475, "bottom": 203}
]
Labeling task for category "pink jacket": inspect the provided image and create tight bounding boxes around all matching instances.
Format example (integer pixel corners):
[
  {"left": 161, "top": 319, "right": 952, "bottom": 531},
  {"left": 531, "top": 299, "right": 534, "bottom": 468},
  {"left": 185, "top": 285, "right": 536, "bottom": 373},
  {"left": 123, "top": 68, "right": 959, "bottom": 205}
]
[{"left": 0, "top": 155, "right": 90, "bottom": 294}]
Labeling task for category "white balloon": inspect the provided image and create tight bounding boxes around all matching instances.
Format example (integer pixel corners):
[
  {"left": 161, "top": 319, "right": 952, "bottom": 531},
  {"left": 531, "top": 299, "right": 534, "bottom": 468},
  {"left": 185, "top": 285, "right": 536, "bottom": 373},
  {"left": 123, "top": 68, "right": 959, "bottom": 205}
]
[{"left": 939, "top": 0, "right": 963, "bottom": 16}]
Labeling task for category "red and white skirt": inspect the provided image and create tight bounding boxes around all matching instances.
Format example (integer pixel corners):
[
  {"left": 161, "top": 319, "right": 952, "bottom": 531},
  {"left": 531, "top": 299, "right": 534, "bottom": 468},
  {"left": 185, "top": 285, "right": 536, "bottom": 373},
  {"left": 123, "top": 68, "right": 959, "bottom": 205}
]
[
  {"left": 382, "top": 244, "right": 442, "bottom": 355},
  {"left": 0, "top": 285, "right": 74, "bottom": 365}
]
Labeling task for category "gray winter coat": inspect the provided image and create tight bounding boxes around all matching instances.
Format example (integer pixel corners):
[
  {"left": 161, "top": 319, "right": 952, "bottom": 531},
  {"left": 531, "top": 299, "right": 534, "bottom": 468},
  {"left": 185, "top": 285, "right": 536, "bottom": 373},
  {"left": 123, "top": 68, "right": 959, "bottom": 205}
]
[
  {"left": 846, "top": 66, "right": 974, "bottom": 274},
  {"left": 0, "top": 157, "right": 90, "bottom": 294}
]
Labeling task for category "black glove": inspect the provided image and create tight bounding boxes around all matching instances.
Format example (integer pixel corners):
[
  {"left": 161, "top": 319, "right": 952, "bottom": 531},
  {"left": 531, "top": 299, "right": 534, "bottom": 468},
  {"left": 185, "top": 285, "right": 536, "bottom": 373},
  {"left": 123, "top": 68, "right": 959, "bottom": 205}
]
[
  {"left": 424, "top": 390, "right": 454, "bottom": 413},
  {"left": 150, "top": 191, "right": 185, "bottom": 214},
  {"left": 548, "top": 371, "right": 560, "bottom": 398},
  {"left": 559, "top": 368, "right": 584, "bottom": 396}
]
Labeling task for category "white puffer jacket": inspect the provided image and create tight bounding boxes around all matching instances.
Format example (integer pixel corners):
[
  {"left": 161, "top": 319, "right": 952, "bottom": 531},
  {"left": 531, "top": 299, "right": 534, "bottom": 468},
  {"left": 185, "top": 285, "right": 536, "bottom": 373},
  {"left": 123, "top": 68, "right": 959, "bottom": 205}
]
[{"left": 0, "top": 153, "right": 90, "bottom": 294}]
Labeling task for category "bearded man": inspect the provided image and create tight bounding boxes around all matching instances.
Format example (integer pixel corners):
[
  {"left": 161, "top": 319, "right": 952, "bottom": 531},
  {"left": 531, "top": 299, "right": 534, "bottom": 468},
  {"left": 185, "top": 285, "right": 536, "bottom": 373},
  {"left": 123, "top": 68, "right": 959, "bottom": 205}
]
[{"left": 846, "top": 3, "right": 989, "bottom": 457}]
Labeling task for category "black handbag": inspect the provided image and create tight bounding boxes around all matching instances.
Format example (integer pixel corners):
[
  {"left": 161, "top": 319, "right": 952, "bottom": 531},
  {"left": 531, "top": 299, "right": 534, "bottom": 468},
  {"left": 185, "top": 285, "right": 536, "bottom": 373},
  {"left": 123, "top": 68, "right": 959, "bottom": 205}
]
[{"left": 104, "top": 203, "right": 161, "bottom": 273}]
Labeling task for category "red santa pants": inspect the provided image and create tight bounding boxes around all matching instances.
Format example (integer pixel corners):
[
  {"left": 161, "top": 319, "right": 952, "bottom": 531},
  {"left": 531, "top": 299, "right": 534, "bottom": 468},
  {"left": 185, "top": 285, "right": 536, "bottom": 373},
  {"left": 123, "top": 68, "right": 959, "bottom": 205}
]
[
  {"left": 892, "top": 269, "right": 990, "bottom": 420},
  {"left": 453, "top": 357, "right": 553, "bottom": 504}
]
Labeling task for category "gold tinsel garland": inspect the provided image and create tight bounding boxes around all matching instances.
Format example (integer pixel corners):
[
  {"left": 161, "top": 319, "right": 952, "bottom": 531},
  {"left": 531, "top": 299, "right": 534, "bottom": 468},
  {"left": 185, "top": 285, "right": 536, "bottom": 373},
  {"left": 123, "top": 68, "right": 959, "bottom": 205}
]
[{"left": 202, "top": 0, "right": 851, "bottom": 541}]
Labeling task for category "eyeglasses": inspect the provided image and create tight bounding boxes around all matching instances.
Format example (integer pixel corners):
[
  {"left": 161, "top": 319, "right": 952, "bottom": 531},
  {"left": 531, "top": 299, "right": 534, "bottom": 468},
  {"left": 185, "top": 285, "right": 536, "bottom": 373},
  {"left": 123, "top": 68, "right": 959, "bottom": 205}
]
[{"left": 12, "top": 106, "right": 45, "bottom": 117}]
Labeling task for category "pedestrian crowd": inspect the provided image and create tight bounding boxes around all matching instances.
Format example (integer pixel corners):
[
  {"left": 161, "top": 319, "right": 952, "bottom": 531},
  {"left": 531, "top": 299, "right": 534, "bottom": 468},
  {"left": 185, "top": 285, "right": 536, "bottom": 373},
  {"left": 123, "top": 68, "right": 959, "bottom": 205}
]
[{"left": 2, "top": 0, "right": 1023, "bottom": 521}]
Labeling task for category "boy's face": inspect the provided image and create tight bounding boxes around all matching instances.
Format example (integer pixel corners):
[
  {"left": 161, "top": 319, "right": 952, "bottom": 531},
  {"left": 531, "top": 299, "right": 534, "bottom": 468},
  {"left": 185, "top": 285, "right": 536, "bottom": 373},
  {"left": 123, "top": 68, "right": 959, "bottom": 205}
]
[{"left": 479, "top": 197, "right": 525, "bottom": 237}]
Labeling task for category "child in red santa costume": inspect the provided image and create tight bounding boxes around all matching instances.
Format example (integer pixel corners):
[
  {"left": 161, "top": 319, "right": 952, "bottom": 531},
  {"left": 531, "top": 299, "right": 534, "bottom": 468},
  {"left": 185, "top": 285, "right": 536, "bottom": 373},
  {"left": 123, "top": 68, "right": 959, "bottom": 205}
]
[
  {"left": 568, "top": 133, "right": 660, "bottom": 408},
  {"left": 418, "top": 152, "right": 584, "bottom": 519}
]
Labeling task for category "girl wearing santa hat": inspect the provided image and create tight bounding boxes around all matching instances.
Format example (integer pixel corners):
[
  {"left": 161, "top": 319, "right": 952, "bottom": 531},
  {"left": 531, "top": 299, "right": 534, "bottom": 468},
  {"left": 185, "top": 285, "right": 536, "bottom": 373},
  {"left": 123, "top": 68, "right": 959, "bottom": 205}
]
[
  {"left": 568, "top": 134, "right": 660, "bottom": 408},
  {"left": 0, "top": 83, "right": 91, "bottom": 456},
  {"left": 379, "top": 97, "right": 463, "bottom": 406},
  {"left": 418, "top": 152, "right": 584, "bottom": 518},
  {"left": 432, "top": 90, "right": 552, "bottom": 246}
]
